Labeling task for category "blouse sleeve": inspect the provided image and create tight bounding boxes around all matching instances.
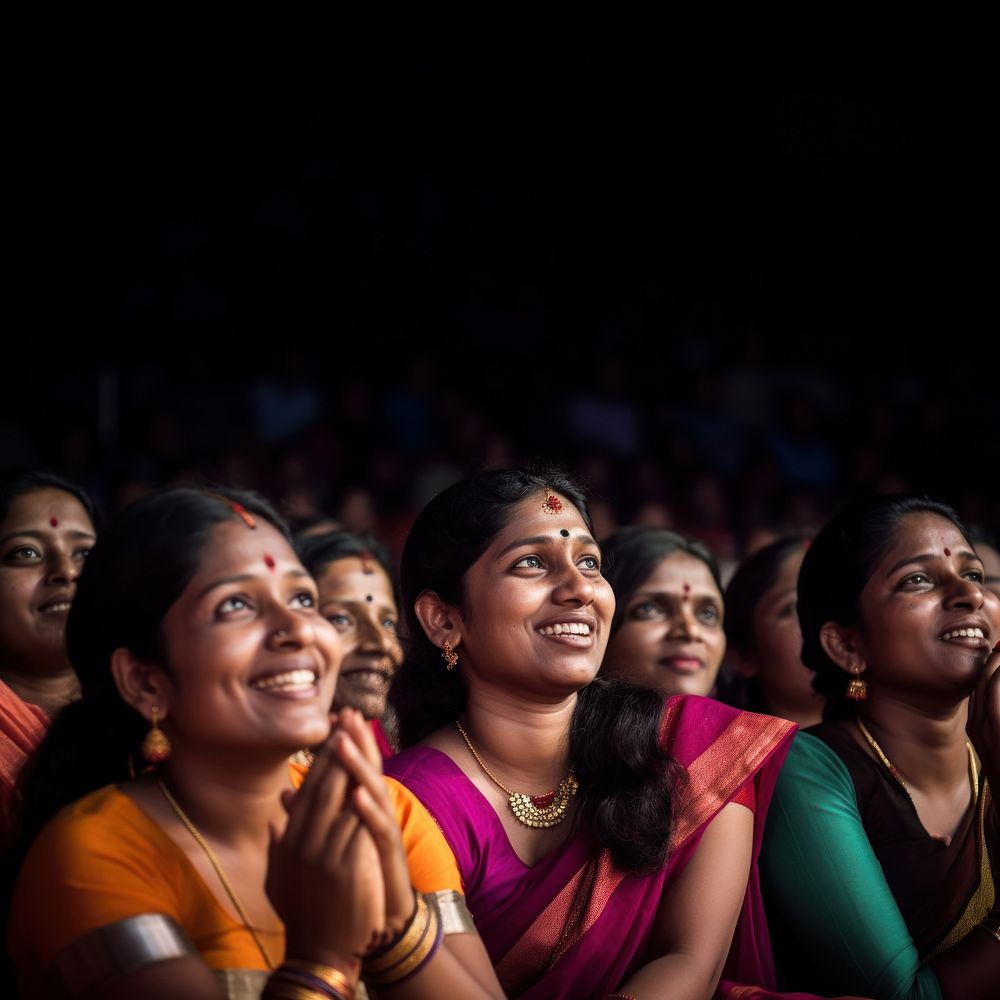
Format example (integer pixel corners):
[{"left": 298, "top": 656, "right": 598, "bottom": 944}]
[
  {"left": 385, "top": 776, "right": 464, "bottom": 895},
  {"left": 760, "top": 732, "right": 944, "bottom": 1000}
]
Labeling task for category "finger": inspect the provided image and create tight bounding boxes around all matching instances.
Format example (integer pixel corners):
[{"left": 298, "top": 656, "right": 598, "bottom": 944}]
[
  {"left": 284, "top": 732, "right": 352, "bottom": 851},
  {"left": 339, "top": 707, "right": 383, "bottom": 770},
  {"left": 335, "top": 732, "right": 395, "bottom": 814}
]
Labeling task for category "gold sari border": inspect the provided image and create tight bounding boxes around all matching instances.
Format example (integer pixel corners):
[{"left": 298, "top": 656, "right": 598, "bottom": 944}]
[{"left": 670, "top": 713, "right": 794, "bottom": 851}]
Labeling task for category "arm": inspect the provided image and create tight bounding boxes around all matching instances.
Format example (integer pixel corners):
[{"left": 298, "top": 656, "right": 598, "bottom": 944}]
[
  {"left": 613, "top": 800, "right": 754, "bottom": 1000},
  {"left": 334, "top": 710, "right": 506, "bottom": 999},
  {"left": 760, "top": 732, "right": 945, "bottom": 1000}
]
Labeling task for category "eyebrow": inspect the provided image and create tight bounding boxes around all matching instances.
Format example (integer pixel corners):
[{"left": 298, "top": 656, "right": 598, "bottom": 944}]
[
  {"left": 197, "top": 567, "right": 311, "bottom": 600},
  {"left": 883, "top": 548, "right": 980, "bottom": 577},
  {"left": 0, "top": 528, "right": 97, "bottom": 546},
  {"left": 496, "top": 533, "right": 599, "bottom": 558}
]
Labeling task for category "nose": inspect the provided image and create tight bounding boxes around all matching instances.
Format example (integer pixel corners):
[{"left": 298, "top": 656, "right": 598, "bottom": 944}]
[
  {"left": 667, "top": 605, "right": 701, "bottom": 640},
  {"left": 945, "top": 573, "right": 986, "bottom": 610},
  {"left": 552, "top": 562, "right": 596, "bottom": 607},
  {"left": 45, "top": 548, "right": 79, "bottom": 585},
  {"left": 267, "top": 603, "right": 318, "bottom": 651}
]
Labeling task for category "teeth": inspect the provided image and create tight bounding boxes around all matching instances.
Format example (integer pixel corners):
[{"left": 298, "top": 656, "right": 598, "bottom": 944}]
[
  {"left": 940, "top": 628, "right": 985, "bottom": 640},
  {"left": 251, "top": 669, "right": 317, "bottom": 690},
  {"left": 538, "top": 623, "right": 591, "bottom": 636},
  {"left": 41, "top": 602, "right": 71, "bottom": 614}
]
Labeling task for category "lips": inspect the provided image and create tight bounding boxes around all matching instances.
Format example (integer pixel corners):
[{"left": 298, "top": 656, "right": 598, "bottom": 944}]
[
  {"left": 939, "top": 621, "right": 990, "bottom": 646},
  {"left": 659, "top": 656, "right": 704, "bottom": 675},
  {"left": 38, "top": 595, "right": 73, "bottom": 616}
]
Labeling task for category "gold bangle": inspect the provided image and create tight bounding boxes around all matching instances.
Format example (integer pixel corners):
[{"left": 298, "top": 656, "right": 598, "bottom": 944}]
[
  {"left": 264, "top": 982, "right": 330, "bottom": 1000},
  {"left": 363, "top": 895, "right": 429, "bottom": 975},
  {"left": 281, "top": 960, "right": 357, "bottom": 998},
  {"left": 365, "top": 901, "right": 442, "bottom": 988}
]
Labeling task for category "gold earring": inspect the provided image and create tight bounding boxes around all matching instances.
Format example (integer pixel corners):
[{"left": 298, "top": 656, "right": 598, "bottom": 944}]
[
  {"left": 141, "top": 706, "right": 172, "bottom": 764},
  {"left": 846, "top": 668, "right": 868, "bottom": 701},
  {"left": 442, "top": 639, "right": 458, "bottom": 670}
]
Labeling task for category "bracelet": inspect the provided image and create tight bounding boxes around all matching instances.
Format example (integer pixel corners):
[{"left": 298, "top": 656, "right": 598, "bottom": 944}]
[
  {"left": 282, "top": 960, "right": 356, "bottom": 999},
  {"left": 363, "top": 894, "right": 443, "bottom": 988},
  {"left": 363, "top": 893, "right": 422, "bottom": 969},
  {"left": 264, "top": 961, "right": 356, "bottom": 1000}
]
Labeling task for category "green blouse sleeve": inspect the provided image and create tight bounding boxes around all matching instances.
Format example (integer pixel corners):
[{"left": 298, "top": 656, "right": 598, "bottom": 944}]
[{"left": 760, "top": 731, "right": 944, "bottom": 1000}]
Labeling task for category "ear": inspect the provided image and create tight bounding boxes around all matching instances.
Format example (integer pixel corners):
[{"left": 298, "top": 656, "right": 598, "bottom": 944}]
[
  {"left": 110, "top": 647, "right": 174, "bottom": 723},
  {"left": 413, "top": 590, "right": 462, "bottom": 652},
  {"left": 819, "top": 622, "right": 866, "bottom": 675},
  {"left": 729, "top": 649, "right": 759, "bottom": 680}
]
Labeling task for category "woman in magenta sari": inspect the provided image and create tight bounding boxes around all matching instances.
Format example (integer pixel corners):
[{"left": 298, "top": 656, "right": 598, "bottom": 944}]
[{"left": 385, "top": 468, "right": 825, "bottom": 1000}]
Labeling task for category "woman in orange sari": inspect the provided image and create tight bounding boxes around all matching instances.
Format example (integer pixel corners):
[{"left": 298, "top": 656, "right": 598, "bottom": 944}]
[{"left": 7, "top": 487, "right": 504, "bottom": 1000}]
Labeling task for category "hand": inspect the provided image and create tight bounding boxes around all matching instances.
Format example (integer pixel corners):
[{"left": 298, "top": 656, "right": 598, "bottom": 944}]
[
  {"left": 333, "top": 708, "right": 417, "bottom": 944},
  {"left": 266, "top": 726, "right": 386, "bottom": 967}
]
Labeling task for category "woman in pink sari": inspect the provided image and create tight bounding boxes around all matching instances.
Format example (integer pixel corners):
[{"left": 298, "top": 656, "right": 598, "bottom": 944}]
[{"left": 386, "top": 469, "right": 835, "bottom": 1000}]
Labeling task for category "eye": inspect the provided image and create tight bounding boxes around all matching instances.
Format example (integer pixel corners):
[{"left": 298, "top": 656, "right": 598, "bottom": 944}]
[
  {"left": 382, "top": 617, "right": 398, "bottom": 633},
  {"left": 217, "top": 594, "right": 251, "bottom": 616},
  {"left": 901, "top": 573, "right": 929, "bottom": 587},
  {"left": 73, "top": 547, "right": 92, "bottom": 563},
  {"left": 578, "top": 554, "right": 601, "bottom": 572},
  {"left": 325, "top": 610, "right": 356, "bottom": 631},
  {"left": 778, "top": 600, "right": 797, "bottom": 619},
  {"left": 290, "top": 591, "right": 315, "bottom": 609},
  {"left": 965, "top": 570, "right": 985, "bottom": 584},
  {"left": 630, "top": 600, "right": 663, "bottom": 620},
  {"left": 513, "top": 555, "right": 543, "bottom": 570},
  {"left": 698, "top": 604, "right": 721, "bottom": 625},
  {"left": 5, "top": 545, "right": 42, "bottom": 562}
]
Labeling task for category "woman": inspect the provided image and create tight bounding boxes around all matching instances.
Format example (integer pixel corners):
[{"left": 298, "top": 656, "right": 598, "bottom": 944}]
[
  {"left": 760, "top": 494, "right": 1000, "bottom": 999},
  {"left": 297, "top": 531, "right": 402, "bottom": 756},
  {"left": 721, "top": 535, "right": 822, "bottom": 727},
  {"left": 386, "top": 469, "right": 800, "bottom": 1000},
  {"left": 0, "top": 468, "right": 97, "bottom": 846},
  {"left": 7, "top": 488, "right": 504, "bottom": 1000},
  {"left": 600, "top": 526, "right": 727, "bottom": 698}
]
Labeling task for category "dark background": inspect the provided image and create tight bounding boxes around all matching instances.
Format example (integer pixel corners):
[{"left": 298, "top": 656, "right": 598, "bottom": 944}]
[{"left": 3, "top": 9, "right": 998, "bottom": 565}]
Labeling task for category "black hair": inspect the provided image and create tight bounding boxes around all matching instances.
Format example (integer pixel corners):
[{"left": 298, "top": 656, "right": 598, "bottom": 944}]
[
  {"left": 392, "top": 467, "right": 683, "bottom": 872},
  {"left": 0, "top": 466, "right": 98, "bottom": 529},
  {"left": 724, "top": 534, "right": 812, "bottom": 654},
  {"left": 601, "top": 526, "right": 722, "bottom": 638},
  {"left": 14, "top": 487, "right": 291, "bottom": 846},
  {"left": 797, "top": 494, "right": 964, "bottom": 721},
  {"left": 297, "top": 529, "right": 394, "bottom": 583}
]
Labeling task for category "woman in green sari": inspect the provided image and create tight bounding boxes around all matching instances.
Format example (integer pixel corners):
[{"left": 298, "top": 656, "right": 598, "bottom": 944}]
[{"left": 760, "top": 494, "right": 1000, "bottom": 999}]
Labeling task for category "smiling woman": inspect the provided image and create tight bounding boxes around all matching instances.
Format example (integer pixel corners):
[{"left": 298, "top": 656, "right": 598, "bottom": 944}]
[
  {"left": 599, "top": 527, "right": 726, "bottom": 698},
  {"left": 386, "top": 469, "right": 806, "bottom": 1000},
  {"left": 297, "top": 531, "right": 402, "bottom": 755},
  {"left": 760, "top": 494, "right": 1000, "bottom": 1000},
  {"left": 0, "top": 467, "right": 97, "bottom": 846},
  {"left": 6, "top": 488, "right": 505, "bottom": 1000}
]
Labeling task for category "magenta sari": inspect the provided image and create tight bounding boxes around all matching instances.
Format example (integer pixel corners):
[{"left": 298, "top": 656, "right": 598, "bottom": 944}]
[{"left": 387, "top": 696, "right": 859, "bottom": 999}]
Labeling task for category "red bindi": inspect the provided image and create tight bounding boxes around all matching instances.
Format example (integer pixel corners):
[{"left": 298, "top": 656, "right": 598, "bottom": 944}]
[
  {"left": 682, "top": 583, "right": 691, "bottom": 595},
  {"left": 360, "top": 551, "right": 375, "bottom": 575},
  {"left": 944, "top": 547, "right": 951, "bottom": 556},
  {"left": 263, "top": 554, "right": 276, "bottom": 570},
  {"left": 49, "top": 516, "right": 59, "bottom": 527}
]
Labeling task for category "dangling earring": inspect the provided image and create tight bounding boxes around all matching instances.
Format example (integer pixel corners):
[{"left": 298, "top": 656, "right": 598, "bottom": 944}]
[
  {"left": 846, "top": 668, "right": 868, "bottom": 701},
  {"left": 442, "top": 639, "right": 458, "bottom": 671},
  {"left": 141, "top": 706, "right": 172, "bottom": 764}
]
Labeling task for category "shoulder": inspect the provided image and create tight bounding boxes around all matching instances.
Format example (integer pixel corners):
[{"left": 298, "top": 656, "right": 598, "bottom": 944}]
[{"left": 660, "top": 695, "right": 797, "bottom": 767}]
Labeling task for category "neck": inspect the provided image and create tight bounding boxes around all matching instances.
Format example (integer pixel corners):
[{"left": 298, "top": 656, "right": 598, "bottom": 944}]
[
  {"left": 857, "top": 694, "right": 970, "bottom": 791},
  {"left": 768, "top": 696, "right": 823, "bottom": 730},
  {"left": 461, "top": 686, "right": 577, "bottom": 788},
  {"left": 157, "top": 747, "right": 294, "bottom": 847},
  {"left": 0, "top": 666, "right": 80, "bottom": 717}
]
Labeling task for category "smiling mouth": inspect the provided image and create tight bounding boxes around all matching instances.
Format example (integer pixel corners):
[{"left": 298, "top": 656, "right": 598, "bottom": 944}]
[
  {"left": 250, "top": 669, "right": 318, "bottom": 693},
  {"left": 538, "top": 623, "right": 592, "bottom": 636},
  {"left": 939, "top": 627, "right": 988, "bottom": 645},
  {"left": 39, "top": 601, "right": 72, "bottom": 616},
  {"left": 340, "top": 667, "right": 391, "bottom": 690}
]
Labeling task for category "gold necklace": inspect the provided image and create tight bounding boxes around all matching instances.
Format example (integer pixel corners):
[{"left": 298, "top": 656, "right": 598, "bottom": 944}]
[
  {"left": 856, "top": 718, "right": 978, "bottom": 802},
  {"left": 157, "top": 779, "right": 275, "bottom": 969},
  {"left": 454, "top": 720, "right": 578, "bottom": 829}
]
